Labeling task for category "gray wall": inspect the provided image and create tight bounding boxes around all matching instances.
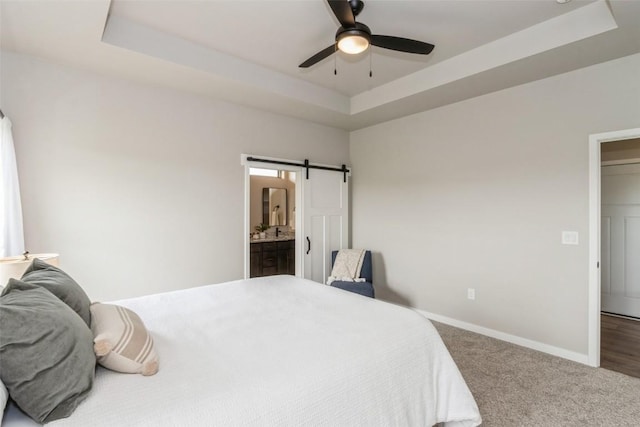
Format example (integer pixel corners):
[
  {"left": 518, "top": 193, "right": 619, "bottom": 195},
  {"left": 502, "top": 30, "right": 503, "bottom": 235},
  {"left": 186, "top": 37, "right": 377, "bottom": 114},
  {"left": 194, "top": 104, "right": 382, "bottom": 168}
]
[
  {"left": 350, "top": 53, "right": 640, "bottom": 356},
  {"left": 1, "top": 51, "right": 349, "bottom": 301}
]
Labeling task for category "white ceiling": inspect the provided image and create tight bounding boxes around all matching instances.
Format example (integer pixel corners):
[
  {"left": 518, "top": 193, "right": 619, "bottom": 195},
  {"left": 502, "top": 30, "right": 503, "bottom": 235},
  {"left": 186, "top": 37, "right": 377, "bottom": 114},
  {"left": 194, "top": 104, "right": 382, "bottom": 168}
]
[{"left": 1, "top": 0, "right": 639, "bottom": 130}]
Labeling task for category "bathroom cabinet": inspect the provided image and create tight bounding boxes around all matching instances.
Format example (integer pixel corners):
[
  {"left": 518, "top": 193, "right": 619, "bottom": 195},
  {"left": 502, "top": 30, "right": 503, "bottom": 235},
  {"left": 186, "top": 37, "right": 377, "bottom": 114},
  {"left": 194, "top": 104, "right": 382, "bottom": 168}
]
[{"left": 250, "top": 239, "right": 295, "bottom": 278}]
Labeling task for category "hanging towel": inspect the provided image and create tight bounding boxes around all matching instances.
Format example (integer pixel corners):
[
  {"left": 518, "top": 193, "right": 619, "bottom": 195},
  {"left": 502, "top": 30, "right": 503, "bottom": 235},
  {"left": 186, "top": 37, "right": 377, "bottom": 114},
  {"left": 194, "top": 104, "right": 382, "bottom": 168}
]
[{"left": 327, "top": 249, "right": 366, "bottom": 285}]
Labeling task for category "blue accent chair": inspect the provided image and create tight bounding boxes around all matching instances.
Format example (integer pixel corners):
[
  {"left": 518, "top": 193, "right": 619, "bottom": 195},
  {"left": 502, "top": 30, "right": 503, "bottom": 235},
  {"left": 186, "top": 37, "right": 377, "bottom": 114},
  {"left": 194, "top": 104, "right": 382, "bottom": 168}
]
[{"left": 330, "top": 250, "right": 374, "bottom": 298}]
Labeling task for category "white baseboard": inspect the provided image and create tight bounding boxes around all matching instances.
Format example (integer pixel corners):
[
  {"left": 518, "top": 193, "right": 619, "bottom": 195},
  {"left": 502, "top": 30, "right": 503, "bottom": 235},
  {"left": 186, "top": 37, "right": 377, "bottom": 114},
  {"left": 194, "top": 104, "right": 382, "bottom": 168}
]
[{"left": 414, "top": 309, "right": 590, "bottom": 366}]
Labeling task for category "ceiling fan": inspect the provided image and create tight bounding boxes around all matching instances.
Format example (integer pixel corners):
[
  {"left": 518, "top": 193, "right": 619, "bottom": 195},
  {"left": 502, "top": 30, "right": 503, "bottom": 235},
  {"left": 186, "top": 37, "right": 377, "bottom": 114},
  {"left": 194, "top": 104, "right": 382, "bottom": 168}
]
[{"left": 299, "top": 0, "right": 435, "bottom": 68}]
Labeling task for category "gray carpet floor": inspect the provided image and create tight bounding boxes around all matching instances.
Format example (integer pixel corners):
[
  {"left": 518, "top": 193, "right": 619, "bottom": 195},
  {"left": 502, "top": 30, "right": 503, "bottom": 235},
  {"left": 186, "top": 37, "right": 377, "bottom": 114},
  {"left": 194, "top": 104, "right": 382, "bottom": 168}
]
[{"left": 433, "top": 322, "right": 640, "bottom": 426}]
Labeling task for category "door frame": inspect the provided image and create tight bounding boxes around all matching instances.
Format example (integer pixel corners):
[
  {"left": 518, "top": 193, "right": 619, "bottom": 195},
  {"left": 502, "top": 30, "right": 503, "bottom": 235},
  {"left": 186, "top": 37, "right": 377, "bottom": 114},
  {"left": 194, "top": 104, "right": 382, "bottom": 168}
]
[
  {"left": 588, "top": 127, "right": 640, "bottom": 367},
  {"left": 241, "top": 154, "right": 303, "bottom": 279}
]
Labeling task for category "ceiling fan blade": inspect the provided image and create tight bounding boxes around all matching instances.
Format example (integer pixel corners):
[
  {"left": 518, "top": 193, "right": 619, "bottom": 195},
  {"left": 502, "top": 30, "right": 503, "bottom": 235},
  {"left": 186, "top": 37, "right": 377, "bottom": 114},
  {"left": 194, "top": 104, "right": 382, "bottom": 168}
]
[
  {"left": 299, "top": 44, "right": 336, "bottom": 68},
  {"left": 371, "top": 35, "right": 434, "bottom": 55},
  {"left": 328, "top": 0, "right": 355, "bottom": 27}
]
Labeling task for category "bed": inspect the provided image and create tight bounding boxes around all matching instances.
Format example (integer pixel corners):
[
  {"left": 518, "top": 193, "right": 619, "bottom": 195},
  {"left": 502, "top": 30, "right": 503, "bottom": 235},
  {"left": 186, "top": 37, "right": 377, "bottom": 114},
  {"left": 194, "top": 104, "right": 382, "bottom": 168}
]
[{"left": 2, "top": 275, "right": 481, "bottom": 426}]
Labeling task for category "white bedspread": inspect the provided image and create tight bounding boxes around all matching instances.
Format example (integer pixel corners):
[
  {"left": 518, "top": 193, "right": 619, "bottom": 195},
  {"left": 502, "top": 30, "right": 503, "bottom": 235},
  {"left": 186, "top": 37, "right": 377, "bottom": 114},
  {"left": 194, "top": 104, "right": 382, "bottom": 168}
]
[{"left": 4, "top": 275, "right": 481, "bottom": 427}]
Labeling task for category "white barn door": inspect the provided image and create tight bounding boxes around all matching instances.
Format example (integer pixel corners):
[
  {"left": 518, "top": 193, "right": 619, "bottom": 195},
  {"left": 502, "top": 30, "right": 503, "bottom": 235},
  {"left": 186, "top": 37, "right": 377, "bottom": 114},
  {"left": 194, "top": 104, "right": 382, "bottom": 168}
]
[
  {"left": 303, "top": 169, "right": 349, "bottom": 284},
  {"left": 601, "top": 163, "right": 640, "bottom": 318}
]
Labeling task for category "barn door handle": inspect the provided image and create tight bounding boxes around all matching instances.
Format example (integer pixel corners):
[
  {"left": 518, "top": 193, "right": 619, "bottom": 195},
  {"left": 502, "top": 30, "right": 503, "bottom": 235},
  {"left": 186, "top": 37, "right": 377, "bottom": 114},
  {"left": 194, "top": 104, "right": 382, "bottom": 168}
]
[{"left": 306, "top": 237, "right": 311, "bottom": 254}]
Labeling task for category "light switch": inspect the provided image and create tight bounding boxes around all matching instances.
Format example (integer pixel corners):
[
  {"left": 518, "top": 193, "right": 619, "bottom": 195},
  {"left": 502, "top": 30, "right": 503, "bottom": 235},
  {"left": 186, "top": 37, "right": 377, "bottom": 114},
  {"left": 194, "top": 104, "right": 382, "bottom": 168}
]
[{"left": 562, "top": 231, "right": 579, "bottom": 245}]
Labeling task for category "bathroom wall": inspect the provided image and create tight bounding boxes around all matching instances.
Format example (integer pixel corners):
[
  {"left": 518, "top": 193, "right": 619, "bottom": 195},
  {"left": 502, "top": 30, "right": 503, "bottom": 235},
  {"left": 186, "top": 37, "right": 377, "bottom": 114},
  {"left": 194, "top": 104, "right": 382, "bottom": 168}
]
[{"left": 249, "top": 173, "right": 296, "bottom": 233}]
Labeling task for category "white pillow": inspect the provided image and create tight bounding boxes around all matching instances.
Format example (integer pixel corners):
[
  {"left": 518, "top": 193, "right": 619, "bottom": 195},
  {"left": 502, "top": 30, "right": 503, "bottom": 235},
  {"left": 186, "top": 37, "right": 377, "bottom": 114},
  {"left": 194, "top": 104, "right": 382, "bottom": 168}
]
[
  {"left": 0, "top": 379, "right": 8, "bottom": 424},
  {"left": 90, "top": 303, "right": 158, "bottom": 376}
]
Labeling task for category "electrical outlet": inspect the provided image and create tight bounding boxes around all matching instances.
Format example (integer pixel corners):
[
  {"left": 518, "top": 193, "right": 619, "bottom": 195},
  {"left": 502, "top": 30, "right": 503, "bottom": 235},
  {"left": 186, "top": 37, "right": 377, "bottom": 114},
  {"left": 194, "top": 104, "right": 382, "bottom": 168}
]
[{"left": 467, "top": 288, "right": 475, "bottom": 300}]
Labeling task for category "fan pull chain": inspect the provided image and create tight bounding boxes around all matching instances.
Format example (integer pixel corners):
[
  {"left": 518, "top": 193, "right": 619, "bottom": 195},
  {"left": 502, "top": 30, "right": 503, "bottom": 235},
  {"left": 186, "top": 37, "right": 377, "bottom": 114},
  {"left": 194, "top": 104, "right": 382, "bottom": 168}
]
[
  {"left": 369, "top": 50, "right": 373, "bottom": 78},
  {"left": 334, "top": 46, "right": 337, "bottom": 75}
]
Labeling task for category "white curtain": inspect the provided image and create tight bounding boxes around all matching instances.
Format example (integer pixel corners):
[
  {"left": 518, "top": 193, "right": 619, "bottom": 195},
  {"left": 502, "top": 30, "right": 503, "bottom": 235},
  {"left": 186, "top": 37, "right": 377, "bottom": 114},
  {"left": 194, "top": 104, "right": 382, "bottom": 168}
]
[{"left": 0, "top": 115, "right": 25, "bottom": 257}]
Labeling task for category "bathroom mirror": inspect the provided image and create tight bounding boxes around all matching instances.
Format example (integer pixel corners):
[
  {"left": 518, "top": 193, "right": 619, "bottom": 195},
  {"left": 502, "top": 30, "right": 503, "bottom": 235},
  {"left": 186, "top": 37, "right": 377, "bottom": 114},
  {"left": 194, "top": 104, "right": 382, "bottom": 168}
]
[{"left": 262, "top": 188, "right": 287, "bottom": 226}]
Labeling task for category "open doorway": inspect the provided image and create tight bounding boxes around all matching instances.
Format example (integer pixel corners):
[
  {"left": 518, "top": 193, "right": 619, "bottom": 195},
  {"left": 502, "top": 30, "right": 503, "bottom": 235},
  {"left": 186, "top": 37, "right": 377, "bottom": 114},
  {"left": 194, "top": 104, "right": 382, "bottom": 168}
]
[
  {"left": 599, "top": 138, "right": 640, "bottom": 378},
  {"left": 247, "top": 167, "right": 297, "bottom": 278},
  {"left": 588, "top": 127, "right": 640, "bottom": 369},
  {"left": 600, "top": 139, "right": 640, "bottom": 319},
  {"left": 242, "top": 155, "right": 350, "bottom": 284}
]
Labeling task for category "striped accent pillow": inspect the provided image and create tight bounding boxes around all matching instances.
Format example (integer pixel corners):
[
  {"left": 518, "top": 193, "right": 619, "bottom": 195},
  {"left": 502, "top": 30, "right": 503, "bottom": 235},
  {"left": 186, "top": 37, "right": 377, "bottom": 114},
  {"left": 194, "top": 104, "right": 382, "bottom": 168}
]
[{"left": 90, "top": 303, "right": 158, "bottom": 376}]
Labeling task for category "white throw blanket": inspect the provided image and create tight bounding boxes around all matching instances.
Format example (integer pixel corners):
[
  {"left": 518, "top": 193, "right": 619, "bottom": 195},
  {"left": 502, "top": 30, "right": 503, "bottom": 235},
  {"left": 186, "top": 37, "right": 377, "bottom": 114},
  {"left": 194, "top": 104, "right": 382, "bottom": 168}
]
[{"left": 327, "top": 249, "right": 366, "bottom": 285}]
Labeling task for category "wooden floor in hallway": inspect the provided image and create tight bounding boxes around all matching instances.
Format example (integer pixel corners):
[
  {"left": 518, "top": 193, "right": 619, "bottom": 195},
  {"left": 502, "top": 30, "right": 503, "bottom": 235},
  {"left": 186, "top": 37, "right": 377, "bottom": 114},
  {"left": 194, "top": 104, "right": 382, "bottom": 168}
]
[{"left": 601, "top": 313, "right": 640, "bottom": 378}]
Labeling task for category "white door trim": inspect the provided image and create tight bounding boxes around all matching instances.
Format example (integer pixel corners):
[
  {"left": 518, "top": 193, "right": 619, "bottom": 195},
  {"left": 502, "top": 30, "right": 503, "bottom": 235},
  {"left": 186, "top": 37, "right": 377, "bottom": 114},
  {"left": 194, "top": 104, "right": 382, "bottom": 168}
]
[{"left": 588, "top": 127, "right": 640, "bottom": 367}]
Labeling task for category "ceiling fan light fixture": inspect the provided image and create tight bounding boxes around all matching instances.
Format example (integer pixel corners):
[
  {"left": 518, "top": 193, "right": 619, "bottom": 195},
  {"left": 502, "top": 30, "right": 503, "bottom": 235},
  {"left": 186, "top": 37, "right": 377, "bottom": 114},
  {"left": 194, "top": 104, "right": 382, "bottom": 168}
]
[
  {"left": 298, "top": 1, "right": 434, "bottom": 68},
  {"left": 337, "top": 32, "right": 370, "bottom": 54}
]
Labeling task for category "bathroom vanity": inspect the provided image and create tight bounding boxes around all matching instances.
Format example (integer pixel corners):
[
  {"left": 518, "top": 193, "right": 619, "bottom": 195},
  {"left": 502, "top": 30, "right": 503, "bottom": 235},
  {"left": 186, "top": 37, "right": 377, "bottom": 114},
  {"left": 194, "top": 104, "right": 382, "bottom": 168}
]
[{"left": 250, "top": 238, "right": 295, "bottom": 277}]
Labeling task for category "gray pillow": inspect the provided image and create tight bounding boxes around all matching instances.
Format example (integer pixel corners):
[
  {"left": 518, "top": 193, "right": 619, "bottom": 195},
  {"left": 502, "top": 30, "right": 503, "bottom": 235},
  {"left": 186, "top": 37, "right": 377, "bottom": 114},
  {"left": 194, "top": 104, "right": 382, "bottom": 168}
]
[
  {"left": 0, "top": 279, "right": 95, "bottom": 424},
  {"left": 20, "top": 258, "right": 91, "bottom": 327}
]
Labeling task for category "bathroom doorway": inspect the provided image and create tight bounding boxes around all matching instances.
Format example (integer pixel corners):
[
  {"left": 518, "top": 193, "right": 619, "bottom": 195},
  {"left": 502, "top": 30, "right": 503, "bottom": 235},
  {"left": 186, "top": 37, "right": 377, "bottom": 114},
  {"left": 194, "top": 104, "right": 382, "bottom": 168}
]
[
  {"left": 247, "top": 167, "right": 297, "bottom": 278},
  {"left": 242, "top": 155, "right": 350, "bottom": 283}
]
